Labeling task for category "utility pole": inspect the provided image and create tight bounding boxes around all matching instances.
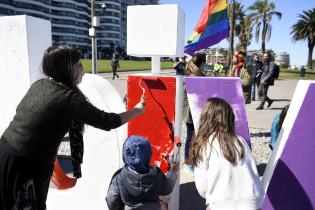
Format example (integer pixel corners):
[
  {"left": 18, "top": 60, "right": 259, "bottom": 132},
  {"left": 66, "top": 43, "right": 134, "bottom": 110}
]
[
  {"left": 89, "top": 0, "right": 101, "bottom": 74},
  {"left": 90, "top": 0, "right": 97, "bottom": 74}
]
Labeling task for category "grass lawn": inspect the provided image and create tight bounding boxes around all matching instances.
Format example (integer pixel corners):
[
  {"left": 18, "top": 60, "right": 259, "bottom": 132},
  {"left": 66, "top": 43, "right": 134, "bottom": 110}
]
[
  {"left": 278, "top": 68, "right": 315, "bottom": 80},
  {"left": 81, "top": 59, "right": 173, "bottom": 73}
]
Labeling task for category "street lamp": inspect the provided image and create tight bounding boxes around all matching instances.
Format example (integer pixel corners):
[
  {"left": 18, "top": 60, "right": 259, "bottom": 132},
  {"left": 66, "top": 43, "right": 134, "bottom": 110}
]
[{"left": 88, "top": 0, "right": 106, "bottom": 74}]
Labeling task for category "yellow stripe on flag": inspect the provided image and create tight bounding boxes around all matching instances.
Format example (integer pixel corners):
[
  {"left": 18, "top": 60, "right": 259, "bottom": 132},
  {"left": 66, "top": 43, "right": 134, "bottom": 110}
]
[
  {"left": 188, "top": 31, "right": 201, "bottom": 43},
  {"left": 211, "top": 0, "right": 227, "bottom": 14}
]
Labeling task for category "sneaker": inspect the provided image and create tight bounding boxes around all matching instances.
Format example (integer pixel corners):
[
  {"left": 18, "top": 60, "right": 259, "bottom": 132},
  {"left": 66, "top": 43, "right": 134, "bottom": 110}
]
[
  {"left": 258, "top": 97, "right": 262, "bottom": 101},
  {"left": 256, "top": 107, "right": 263, "bottom": 110},
  {"left": 183, "top": 164, "right": 194, "bottom": 177},
  {"left": 267, "top": 100, "right": 274, "bottom": 108}
]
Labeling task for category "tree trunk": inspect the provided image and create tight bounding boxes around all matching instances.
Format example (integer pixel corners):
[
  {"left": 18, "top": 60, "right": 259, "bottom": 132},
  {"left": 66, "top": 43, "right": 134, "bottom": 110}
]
[
  {"left": 228, "top": 0, "right": 236, "bottom": 73},
  {"left": 307, "top": 40, "right": 314, "bottom": 69},
  {"left": 261, "top": 14, "right": 267, "bottom": 53}
]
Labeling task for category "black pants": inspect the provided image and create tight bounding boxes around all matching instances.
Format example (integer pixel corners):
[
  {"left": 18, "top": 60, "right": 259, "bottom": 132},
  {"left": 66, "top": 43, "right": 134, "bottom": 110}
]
[
  {"left": 112, "top": 65, "right": 119, "bottom": 79},
  {"left": 258, "top": 83, "right": 272, "bottom": 108},
  {"left": 0, "top": 139, "right": 54, "bottom": 210}
]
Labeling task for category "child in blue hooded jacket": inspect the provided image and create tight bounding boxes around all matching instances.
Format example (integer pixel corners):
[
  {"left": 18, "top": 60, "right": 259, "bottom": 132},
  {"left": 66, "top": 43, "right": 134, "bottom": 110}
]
[{"left": 106, "top": 135, "right": 179, "bottom": 210}]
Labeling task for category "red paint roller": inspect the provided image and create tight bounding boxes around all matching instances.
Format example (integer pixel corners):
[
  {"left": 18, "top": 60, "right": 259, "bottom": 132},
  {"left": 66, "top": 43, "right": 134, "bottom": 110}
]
[{"left": 138, "top": 76, "right": 161, "bottom": 98}]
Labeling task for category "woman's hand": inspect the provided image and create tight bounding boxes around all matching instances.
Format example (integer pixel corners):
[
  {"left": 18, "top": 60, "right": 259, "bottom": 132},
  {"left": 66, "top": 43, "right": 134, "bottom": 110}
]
[
  {"left": 119, "top": 96, "right": 145, "bottom": 125},
  {"left": 133, "top": 96, "right": 146, "bottom": 116}
]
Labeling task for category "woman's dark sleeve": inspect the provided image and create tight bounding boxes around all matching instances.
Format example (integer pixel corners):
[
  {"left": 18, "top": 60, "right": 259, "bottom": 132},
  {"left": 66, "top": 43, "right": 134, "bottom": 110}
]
[{"left": 70, "top": 92, "right": 121, "bottom": 130}]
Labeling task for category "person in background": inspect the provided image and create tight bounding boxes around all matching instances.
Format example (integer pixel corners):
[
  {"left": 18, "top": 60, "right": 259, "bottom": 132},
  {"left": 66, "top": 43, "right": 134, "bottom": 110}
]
[
  {"left": 173, "top": 57, "right": 186, "bottom": 75},
  {"left": 186, "top": 98, "right": 264, "bottom": 210},
  {"left": 256, "top": 52, "right": 276, "bottom": 110},
  {"left": 0, "top": 45, "right": 145, "bottom": 210},
  {"left": 183, "top": 52, "right": 206, "bottom": 176},
  {"left": 106, "top": 135, "right": 179, "bottom": 210},
  {"left": 250, "top": 54, "right": 263, "bottom": 101},
  {"left": 213, "top": 61, "right": 224, "bottom": 77},
  {"left": 269, "top": 104, "right": 290, "bottom": 150},
  {"left": 111, "top": 53, "right": 120, "bottom": 80},
  {"left": 228, "top": 49, "right": 251, "bottom": 104}
]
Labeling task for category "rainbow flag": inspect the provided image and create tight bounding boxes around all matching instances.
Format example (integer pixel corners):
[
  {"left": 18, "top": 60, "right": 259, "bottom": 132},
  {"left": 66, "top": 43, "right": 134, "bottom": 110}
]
[{"left": 185, "top": 0, "right": 229, "bottom": 55}]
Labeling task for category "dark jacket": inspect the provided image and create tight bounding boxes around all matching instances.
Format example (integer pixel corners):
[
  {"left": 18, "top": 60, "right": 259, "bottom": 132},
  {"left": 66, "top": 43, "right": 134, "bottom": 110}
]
[
  {"left": 250, "top": 60, "right": 263, "bottom": 81},
  {"left": 173, "top": 61, "right": 185, "bottom": 75},
  {"left": 112, "top": 58, "right": 120, "bottom": 68},
  {"left": 261, "top": 61, "right": 277, "bottom": 85},
  {"left": 106, "top": 166, "right": 177, "bottom": 210},
  {"left": 1, "top": 78, "right": 121, "bottom": 164}
]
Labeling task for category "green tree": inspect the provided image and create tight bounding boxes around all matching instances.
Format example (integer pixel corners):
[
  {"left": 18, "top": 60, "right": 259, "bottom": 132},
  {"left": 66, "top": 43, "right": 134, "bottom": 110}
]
[
  {"left": 228, "top": 0, "right": 245, "bottom": 69},
  {"left": 236, "top": 16, "right": 253, "bottom": 51},
  {"left": 290, "top": 8, "right": 315, "bottom": 69},
  {"left": 248, "top": 0, "right": 282, "bottom": 53}
]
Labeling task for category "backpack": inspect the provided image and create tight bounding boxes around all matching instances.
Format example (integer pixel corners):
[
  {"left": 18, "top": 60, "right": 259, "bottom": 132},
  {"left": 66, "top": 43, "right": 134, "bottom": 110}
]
[
  {"left": 269, "top": 63, "right": 279, "bottom": 86},
  {"left": 272, "top": 63, "right": 280, "bottom": 79}
]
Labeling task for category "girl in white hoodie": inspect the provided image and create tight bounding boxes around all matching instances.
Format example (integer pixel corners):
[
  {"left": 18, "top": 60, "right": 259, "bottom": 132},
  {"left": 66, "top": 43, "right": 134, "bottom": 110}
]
[{"left": 186, "top": 98, "right": 264, "bottom": 210}]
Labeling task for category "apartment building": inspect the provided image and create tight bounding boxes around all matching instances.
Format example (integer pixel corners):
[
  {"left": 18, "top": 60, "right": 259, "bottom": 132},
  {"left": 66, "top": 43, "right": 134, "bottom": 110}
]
[{"left": 0, "top": 0, "right": 159, "bottom": 58}]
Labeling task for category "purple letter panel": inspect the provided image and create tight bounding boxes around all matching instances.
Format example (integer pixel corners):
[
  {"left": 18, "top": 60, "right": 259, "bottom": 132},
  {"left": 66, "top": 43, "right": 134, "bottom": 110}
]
[
  {"left": 184, "top": 77, "right": 250, "bottom": 145},
  {"left": 262, "top": 84, "right": 315, "bottom": 210}
]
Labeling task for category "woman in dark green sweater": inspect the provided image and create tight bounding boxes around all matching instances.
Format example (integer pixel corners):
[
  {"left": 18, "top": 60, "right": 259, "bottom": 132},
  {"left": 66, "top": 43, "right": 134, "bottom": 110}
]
[{"left": 0, "top": 45, "right": 145, "bottom": 210}]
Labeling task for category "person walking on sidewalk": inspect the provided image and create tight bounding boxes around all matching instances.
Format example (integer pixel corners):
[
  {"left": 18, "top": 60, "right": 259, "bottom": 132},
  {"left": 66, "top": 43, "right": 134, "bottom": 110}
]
[
  {"left": 256, "top": 52, "right": 275, "bottom": 110},
  {"left": 111, "top": 53, "right": 120, "bottom": 80}
]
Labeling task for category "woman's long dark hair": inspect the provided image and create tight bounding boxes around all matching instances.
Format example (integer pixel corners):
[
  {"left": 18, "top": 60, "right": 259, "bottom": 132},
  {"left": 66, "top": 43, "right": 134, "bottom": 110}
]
[
  {"left": 186, "top": 98, "right": 244, "bottom": 166},
  {"left": 42, "top": 45, "right": 81, "bottom": 89}
]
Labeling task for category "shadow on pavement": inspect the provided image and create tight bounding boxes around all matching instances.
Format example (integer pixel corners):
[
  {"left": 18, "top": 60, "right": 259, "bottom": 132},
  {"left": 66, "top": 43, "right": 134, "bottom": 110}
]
[
  {"left": 180, "top": 182, "right": 206, "bottom": 210},
  {"left": 257, "top": 163, "right": 267, "bottom": 177},
  {"left": 250, "top": 131, "right": 270, "bottom": 138},
  {"left": 273, "top": 99, "right": 291, "bottom": 102}
]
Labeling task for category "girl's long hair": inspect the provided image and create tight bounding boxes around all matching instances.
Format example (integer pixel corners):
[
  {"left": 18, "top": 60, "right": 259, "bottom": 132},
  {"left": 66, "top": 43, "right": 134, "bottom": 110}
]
[
  {"left": 278, "top": 104, "right": 290, "bottom": 132},
  {"left": 186, "top": 98, "right": 244, "bottom": 166},
  {"left": 42, "top": 45, "right": 81, "bottom": 90}
]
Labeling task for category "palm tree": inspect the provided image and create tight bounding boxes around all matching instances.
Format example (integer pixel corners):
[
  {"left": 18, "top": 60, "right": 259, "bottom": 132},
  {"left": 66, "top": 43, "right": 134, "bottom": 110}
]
[
  {"left": 290, "top": 8, "right": 315, "bottom": 69},
  {"left": 236, "top": 16, "right": 253, "bottom": 51},
  {"left": 234, "top": 1, "right": 246, "bottom": 40},
  {"left": 228, "top": 0, "right": 245, "bottom": 70},
  {"left": 248, "top": 0, "right": 282, "bottom": 53}
]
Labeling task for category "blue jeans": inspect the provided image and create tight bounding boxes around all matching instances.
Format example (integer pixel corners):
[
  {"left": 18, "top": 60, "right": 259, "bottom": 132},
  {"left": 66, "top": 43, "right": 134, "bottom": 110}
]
[{"left": 185, "top": 123, "right": 195, "bottom": 160}]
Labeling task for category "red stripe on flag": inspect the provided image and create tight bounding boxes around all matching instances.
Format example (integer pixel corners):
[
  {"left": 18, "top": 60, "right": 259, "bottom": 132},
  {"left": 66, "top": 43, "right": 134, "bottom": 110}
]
[{"left": 194, "top": 0, "right": 218, "bottom": 34}]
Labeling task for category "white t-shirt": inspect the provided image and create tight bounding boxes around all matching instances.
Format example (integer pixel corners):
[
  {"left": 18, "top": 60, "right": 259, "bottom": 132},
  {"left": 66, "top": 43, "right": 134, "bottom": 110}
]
[{"left": 194, "top": 135, "right": 265, "bottom": 210}]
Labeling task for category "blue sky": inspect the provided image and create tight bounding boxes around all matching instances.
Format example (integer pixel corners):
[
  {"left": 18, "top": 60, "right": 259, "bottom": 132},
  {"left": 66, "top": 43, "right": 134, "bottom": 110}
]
[{"left": 160, "top": 0, "right": 315, "bottom": 66}]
